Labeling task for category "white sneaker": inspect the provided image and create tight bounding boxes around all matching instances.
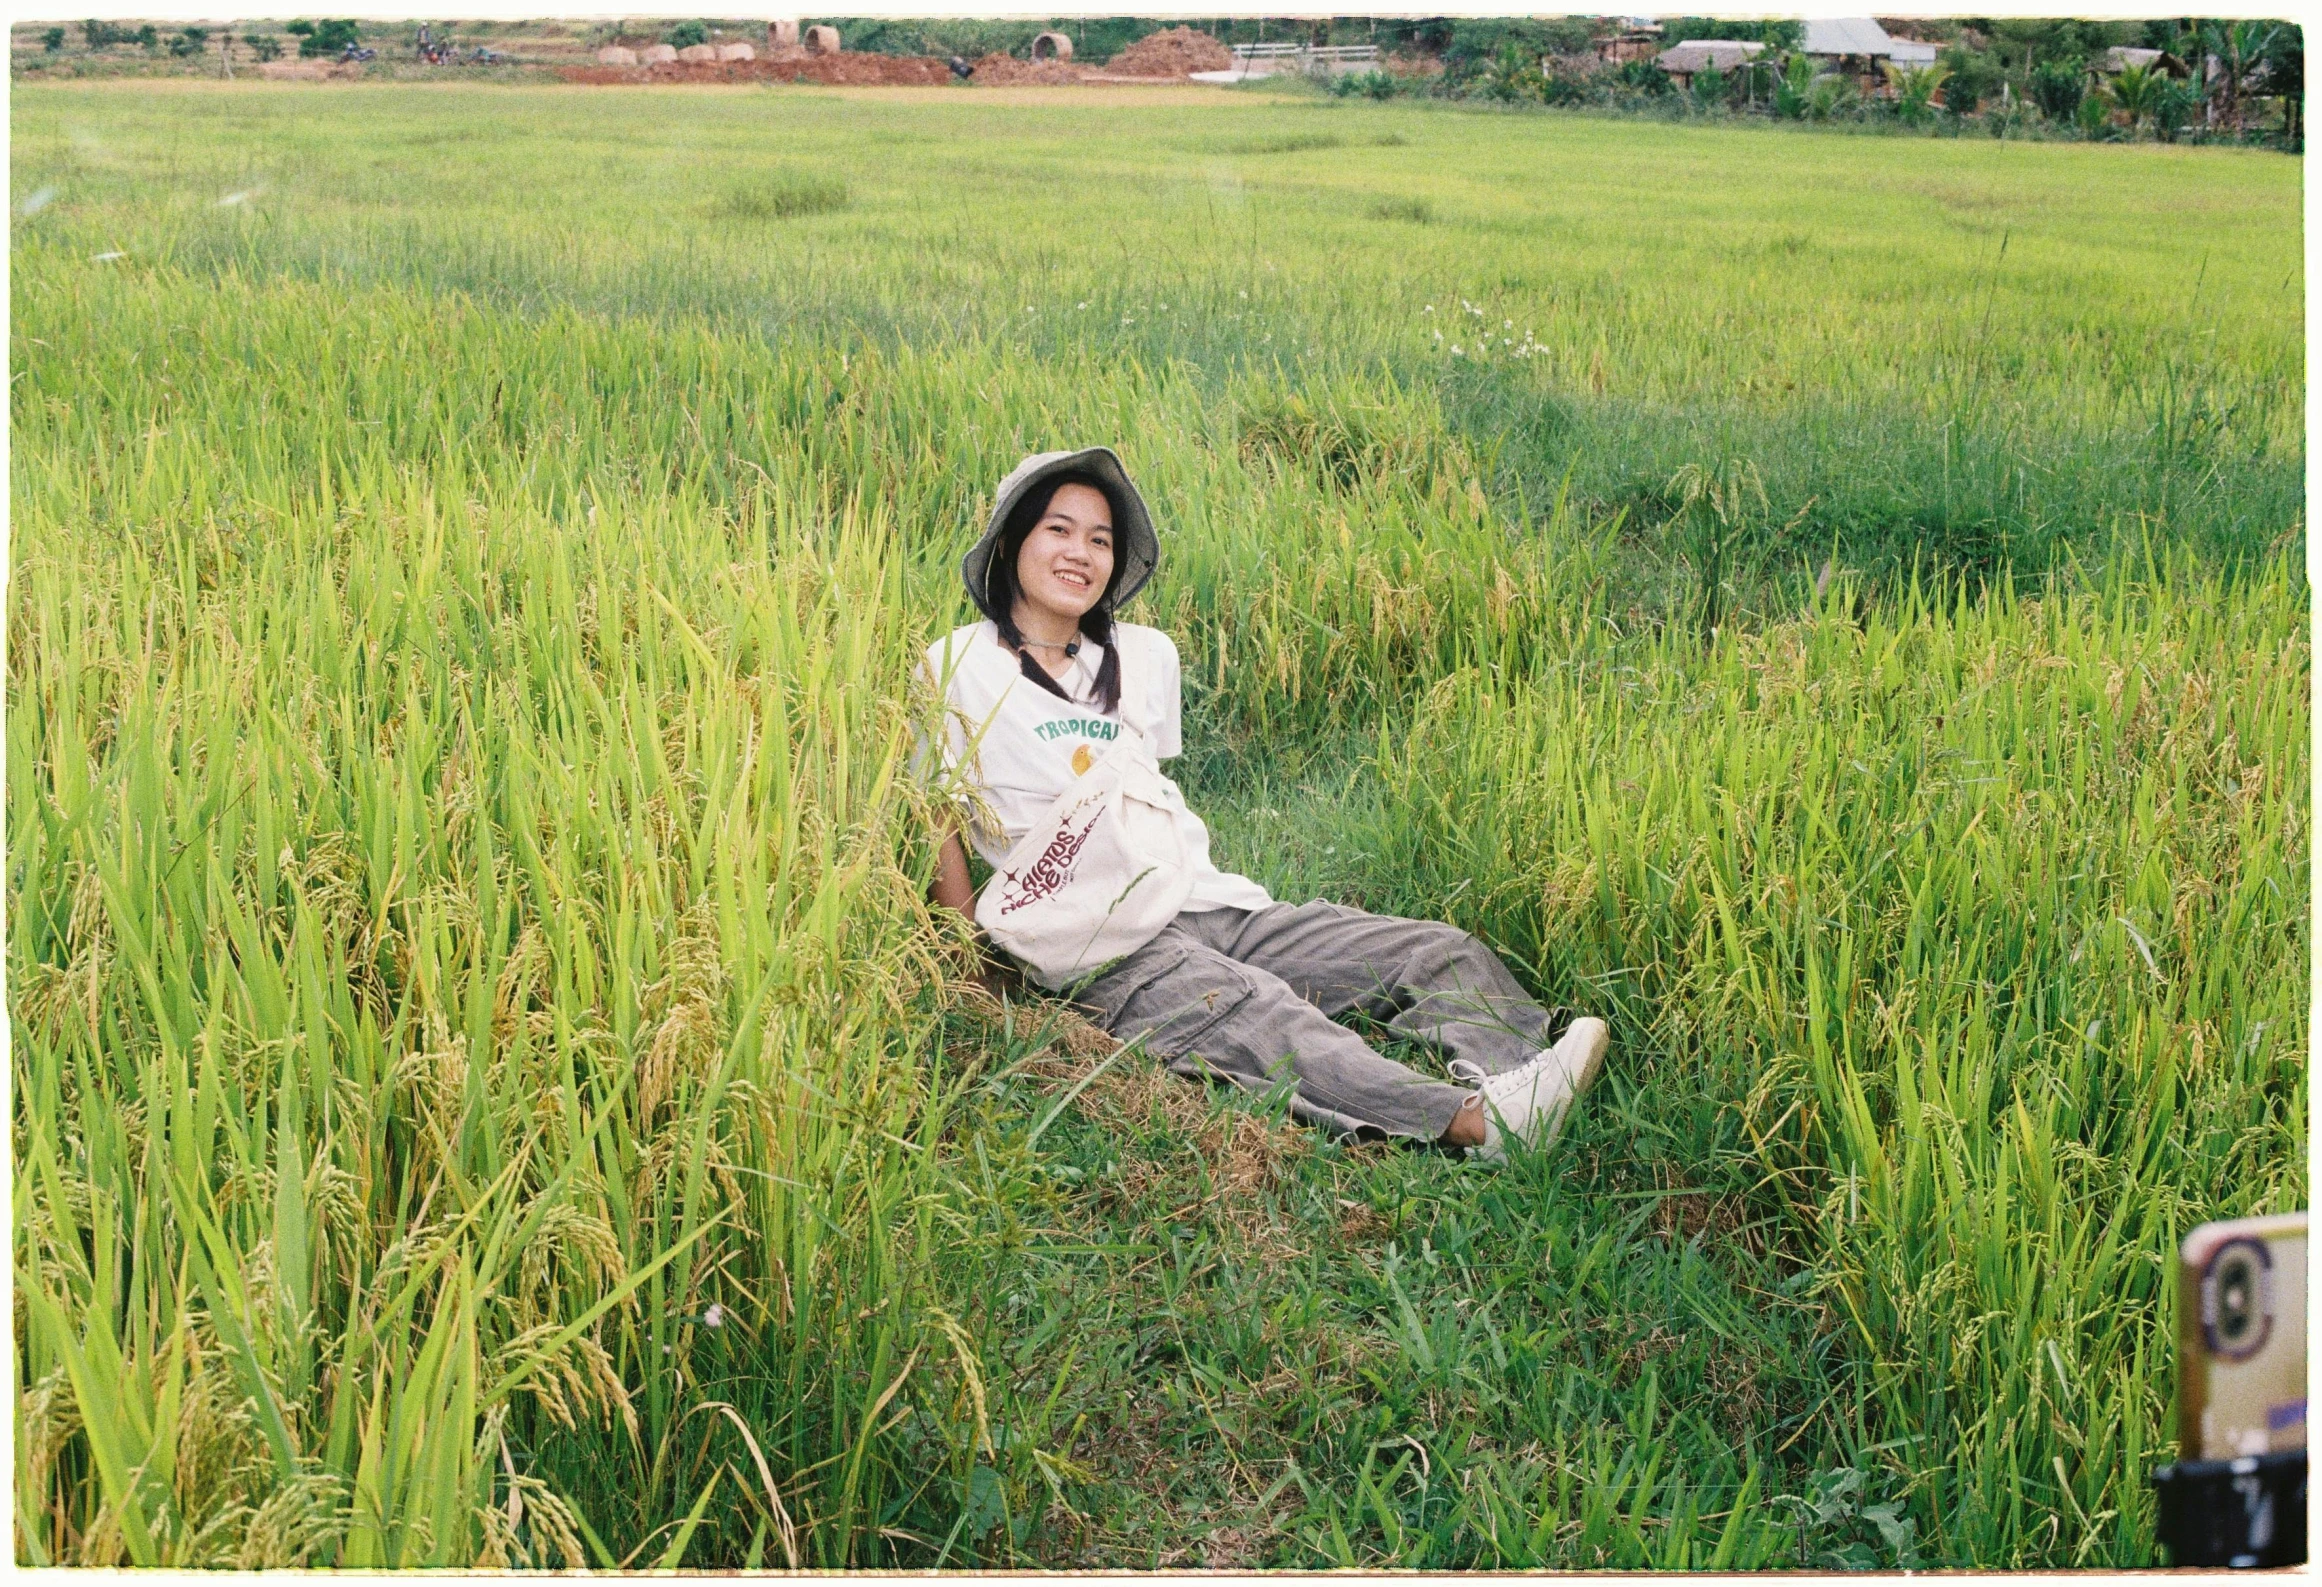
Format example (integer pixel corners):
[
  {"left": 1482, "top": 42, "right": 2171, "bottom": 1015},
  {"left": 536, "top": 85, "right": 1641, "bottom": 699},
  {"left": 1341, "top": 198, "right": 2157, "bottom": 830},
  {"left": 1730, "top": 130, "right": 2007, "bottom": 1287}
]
[{"left": 1469, "top": 1017, "right": 1609, "bottom": 1163}]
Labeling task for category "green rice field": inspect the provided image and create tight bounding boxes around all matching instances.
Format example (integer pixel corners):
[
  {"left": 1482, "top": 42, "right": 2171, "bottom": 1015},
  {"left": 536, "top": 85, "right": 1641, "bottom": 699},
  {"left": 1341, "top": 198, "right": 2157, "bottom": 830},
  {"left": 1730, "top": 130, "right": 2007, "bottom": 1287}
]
[{"left": 9, "top": 79, "right": 2307, "bottom": 1568}]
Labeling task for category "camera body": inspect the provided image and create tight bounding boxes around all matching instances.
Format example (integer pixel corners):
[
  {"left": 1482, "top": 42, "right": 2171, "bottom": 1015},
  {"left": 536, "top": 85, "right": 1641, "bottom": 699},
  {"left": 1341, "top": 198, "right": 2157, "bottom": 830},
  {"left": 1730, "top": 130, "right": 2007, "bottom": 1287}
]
[
  {"left": 2180, "top": 1212, "right": 2307, "bottom": 1461},
  {"left": 2152, "top": 1211, "right": 2307, "bottom": 1568}
]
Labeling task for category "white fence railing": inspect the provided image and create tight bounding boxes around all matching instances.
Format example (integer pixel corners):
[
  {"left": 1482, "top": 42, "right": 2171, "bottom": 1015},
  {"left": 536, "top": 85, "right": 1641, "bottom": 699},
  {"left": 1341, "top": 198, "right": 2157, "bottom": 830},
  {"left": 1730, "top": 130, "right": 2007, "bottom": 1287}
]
[{"left": 1226, "top": 41, "right": 1380, "bottom": 73}]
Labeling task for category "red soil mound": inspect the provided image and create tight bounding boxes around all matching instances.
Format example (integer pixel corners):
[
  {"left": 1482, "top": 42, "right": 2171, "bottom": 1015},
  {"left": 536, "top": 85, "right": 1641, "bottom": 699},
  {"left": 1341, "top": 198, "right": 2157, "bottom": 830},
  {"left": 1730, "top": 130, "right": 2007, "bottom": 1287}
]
[
  {"left": 968, "top": 52, "right": 1083, "bottom": 85},
  {"left": 1104, "top": 25, "right": 1232, "bottom": 78}
]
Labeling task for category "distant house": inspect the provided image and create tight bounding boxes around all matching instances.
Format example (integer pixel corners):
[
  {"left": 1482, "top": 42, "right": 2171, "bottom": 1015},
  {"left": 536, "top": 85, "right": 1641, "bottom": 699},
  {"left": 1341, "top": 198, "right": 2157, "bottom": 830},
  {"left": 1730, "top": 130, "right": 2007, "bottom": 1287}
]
[
  {"left": 1595, "top": 20, "right": 1662, "bottom": 65},
  {"left": 1654, "top": 38, "right": 1764, "bottom": 89},
  {"left": 1801, "top": 17, "right": 1937, "bottom": 93},
  {"left": 2100, "top": 45, "right": 2189, "bottom": 78}
]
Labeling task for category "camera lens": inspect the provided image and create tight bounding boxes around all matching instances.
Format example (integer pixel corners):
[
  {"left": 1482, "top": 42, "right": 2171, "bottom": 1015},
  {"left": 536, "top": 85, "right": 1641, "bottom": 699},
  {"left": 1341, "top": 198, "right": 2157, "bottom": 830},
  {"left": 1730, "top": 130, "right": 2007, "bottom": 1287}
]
[{"left": 2202, "top": 1238, "right": 2273, "bottom": 1362}]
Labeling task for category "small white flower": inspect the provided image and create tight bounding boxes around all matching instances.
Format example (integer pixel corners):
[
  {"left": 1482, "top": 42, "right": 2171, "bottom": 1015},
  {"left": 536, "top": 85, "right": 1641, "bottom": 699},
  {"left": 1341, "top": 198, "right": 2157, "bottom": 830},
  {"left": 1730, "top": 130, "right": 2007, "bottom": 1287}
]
[
  {"left": 703, "top": 1304, "right": 726, "bottom": 1328},
  {"left": 1423, "top": 304, "right": 1435, "bottom": 313},
  {"left": 1450, "top": 344, "right": 1462, "bottom": 355},
  {"left": 1238, "top": 289, "right": 1248, "bottom": 298},
  {"left": 1504, "top": 319, "right": 1513, "bottom": 329},
  {"left": 20, "top": 186, "right": 57, "bottom": 216},
  {"left": 1076, "top": 301, "right": 1089, "bottom": 309},
  {"left": 91, "top": 250, "right": 124, "bottom": 262}
]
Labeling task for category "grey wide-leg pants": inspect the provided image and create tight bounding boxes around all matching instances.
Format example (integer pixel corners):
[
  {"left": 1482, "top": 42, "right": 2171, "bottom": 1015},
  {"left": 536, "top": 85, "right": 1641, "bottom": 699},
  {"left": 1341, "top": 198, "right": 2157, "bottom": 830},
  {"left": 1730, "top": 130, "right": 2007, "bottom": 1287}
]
[{"left": 1071, "top": 900, "right": 1569, "bottom": 1142}]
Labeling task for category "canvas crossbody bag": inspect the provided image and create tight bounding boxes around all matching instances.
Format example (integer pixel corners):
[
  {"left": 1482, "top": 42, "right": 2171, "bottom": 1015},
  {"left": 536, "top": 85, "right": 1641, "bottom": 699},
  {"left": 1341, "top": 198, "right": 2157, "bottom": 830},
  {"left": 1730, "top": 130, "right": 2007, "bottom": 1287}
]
[{"left": 974, "top": 630, "right": 1194, "bottom": 990}]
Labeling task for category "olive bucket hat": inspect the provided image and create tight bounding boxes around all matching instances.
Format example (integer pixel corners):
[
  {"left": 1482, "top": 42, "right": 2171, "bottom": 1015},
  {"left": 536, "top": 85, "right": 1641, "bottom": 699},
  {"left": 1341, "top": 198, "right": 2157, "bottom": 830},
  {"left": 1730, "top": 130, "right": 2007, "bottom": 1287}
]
[{"left": 962, "top": 447, "right": 1160, "bottom": 624}]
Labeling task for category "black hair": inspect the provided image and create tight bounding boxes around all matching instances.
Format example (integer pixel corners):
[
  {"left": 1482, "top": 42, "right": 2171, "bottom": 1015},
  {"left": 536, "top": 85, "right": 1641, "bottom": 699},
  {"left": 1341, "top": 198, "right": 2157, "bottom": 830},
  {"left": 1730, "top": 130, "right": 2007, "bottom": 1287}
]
[{"left": 985, "top": 470, "right": 1124, "bottom": 716}]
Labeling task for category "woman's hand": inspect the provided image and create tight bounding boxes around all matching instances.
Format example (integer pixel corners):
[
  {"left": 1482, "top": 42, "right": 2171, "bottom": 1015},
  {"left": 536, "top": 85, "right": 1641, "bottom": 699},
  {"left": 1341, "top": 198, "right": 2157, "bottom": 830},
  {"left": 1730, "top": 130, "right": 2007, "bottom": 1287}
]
[
  {"left": 931, "top": 824, "right": 976, "bottom": 917},
  {"left": 931, "top": 818, "right": 1017, "bottom": 996}
]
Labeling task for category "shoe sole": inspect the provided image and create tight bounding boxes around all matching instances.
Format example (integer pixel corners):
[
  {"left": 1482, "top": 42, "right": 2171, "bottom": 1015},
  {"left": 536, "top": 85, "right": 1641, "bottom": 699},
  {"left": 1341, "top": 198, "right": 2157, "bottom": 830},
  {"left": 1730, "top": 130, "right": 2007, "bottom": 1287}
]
[
  {"left": 1559, "top": 1017, "right": 1610, "bottom": 1096},
  {"left": 1517, "top": 1018, "right": 1612, "bottom": 1157}
]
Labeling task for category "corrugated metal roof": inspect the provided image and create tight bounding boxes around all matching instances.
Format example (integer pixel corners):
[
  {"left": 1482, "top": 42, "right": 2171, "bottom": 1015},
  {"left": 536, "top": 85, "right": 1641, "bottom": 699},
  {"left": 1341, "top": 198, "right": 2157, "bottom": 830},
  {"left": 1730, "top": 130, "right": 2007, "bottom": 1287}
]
[
  {"left": 1888, "top": 39, "right": 1939, "bottom": 64},
  {"left": 1658, "top": 40, "right": 1764, "bottom": 72},
  {"left": 1801, "top": 17, "right": 1896, "bottom": 57}
]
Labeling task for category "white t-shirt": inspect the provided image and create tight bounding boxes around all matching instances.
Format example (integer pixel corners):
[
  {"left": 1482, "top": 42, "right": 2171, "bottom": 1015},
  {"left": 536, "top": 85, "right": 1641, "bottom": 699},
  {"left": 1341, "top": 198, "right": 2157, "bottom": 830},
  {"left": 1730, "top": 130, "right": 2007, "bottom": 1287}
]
[{"left": 922, "top": 619, "right": 1273, "bottom": 915}]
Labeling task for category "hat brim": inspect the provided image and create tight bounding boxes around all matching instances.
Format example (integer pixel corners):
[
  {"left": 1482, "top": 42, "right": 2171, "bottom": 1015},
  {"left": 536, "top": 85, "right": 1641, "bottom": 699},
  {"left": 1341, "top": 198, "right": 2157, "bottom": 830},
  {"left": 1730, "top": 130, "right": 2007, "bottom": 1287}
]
[{"left": 961, "top": 447, "right": 1160, "bottom": 623}]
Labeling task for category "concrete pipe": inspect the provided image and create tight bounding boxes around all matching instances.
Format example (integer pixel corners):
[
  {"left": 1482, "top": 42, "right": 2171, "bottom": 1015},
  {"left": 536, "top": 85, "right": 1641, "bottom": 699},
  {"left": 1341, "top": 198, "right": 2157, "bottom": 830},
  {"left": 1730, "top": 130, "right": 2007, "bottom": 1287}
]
[
  {"left": 595, "top": 44, "right": 638, "bottom": 64},
  {"left": 1030, "top": 30, "right": 1073, "bottom": 60},
  {"left": 716, "top": 41, "right": 755, "bottom": 60},
  {"left": 803, "top": 25, "right": 840, "bottom": 55},
  {"left": 639, "top": 43, "right": 677, "bottom": 63},
  {"left": 676, "top": 43, "right": 717, "bottom": 63},
  {"left": 766, "top": 19, "right": 800, "bottom": 51}
]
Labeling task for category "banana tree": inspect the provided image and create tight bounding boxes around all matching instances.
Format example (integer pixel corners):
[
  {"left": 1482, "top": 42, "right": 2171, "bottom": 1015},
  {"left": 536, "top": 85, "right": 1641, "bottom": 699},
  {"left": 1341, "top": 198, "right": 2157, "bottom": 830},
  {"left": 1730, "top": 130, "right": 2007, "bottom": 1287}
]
[
  {"left": 1772, "top": 51, "right": 1814, "bottom": 119},
  {"left": 2203, "top": 20, "right": 2278, "bottom": 133},
  {"left": 1882, "top": 61, "right": 1950, "bottom": 126},
  {"left": 1808, "top": 71, "right": 1858, "bottom": 121},
  {"left": 2105, "top": 61, "right": 2166, "bottom": 134}
]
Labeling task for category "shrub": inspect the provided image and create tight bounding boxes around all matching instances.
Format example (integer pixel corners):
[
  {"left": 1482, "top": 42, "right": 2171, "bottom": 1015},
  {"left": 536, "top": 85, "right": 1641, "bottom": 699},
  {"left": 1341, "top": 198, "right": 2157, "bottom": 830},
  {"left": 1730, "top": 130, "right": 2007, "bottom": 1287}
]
[
  {"left": 1329, "top": 69, "right": 1404, "bottom": 101},
  {"left": 1804, "top": 71, "right": 1858, "bottom": 120},
  {"left": 1439, "top": 18, "right": 1592, "bottom": 76},
  {"left": 2028, "top": 58, "right": 2086, "bottom": 120},
  {"left": 1480, "top": 43, "right": 1546, "bottom": 102},
  {"left": 1939, "top": 44, "right": 2004, "bottom": 113},
  {"left": 167, "top": 26, "right": 211, "bottom": 58},
  {"left": 1659, "top": 17, "right": 1803, "bottom": 51},
  {"left": 1689, "top": 64, "right": 1727, "bottom": 111},
  {"left": 714, "top": 171, "right": 850, "bottom": 221},
  {"left": 1772, "top": 52, "right": 1815, "bottom": 119},
  {"left": 296, "top": 19, "right": 360, "bottom": 57},
  {"left": 2152, "top": 77, "right": 2201, "bottom": 141},
  {"left": 1368, "top": 195, "right": 1434, "bottom": 224},
  {"left": 41, "top": 26, "right": 63, "bottom": 51},
  {"left": 1540, "top": 68, "right": 1595, "bottom": 106},
  {"left": 1616, "top": 58, "right": 1672, "bottom": 96},
  {"left": 665, "top": 19, "right": 708, "bottom": 50},
  {"left": 244, "top": 32, "right": 282, "bottom": 61}
]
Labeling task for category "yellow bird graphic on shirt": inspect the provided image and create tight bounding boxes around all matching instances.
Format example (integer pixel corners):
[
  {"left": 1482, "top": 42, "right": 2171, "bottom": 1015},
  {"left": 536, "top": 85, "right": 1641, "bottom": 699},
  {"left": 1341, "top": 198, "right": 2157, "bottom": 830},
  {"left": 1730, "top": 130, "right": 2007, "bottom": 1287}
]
[{"left": 1071, "top": 743, "right": 1094, "bottom": 776}]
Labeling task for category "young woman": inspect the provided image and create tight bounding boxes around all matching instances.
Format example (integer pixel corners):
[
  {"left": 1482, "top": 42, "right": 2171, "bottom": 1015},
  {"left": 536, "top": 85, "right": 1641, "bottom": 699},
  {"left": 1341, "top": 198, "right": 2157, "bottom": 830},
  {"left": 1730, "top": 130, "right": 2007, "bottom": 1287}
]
[{"left": 924, "top": 447, "right": 1607, "bottom": 1160}]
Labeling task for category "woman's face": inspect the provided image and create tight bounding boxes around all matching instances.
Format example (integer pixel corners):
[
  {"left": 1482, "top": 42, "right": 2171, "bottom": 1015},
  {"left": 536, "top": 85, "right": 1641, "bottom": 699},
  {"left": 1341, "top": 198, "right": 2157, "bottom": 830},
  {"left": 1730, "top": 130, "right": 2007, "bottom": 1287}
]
[{"left": 1012, "top": 482, "right": 1115, "bottom": 627}]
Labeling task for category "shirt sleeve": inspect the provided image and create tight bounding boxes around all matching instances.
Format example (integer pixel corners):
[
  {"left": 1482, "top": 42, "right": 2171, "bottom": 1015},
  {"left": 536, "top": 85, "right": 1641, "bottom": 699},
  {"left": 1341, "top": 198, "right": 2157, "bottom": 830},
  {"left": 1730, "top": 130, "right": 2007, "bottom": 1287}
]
[{"left": 1149, "top": 628, "right": 1184, "bottom": 760}]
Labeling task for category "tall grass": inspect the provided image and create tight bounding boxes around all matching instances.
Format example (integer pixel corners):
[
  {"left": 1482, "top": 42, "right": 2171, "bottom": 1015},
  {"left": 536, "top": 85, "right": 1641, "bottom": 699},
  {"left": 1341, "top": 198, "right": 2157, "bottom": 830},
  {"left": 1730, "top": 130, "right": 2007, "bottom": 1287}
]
[
  {"left": 11, "top": 80, "right": 2307, "bottom": 1567},
  {"left": 9, "top": 410, "right": 992, "bottom": 1562},
  {"left": 1341, "top": 549, "right": 2307, "bottom": 1563}
]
